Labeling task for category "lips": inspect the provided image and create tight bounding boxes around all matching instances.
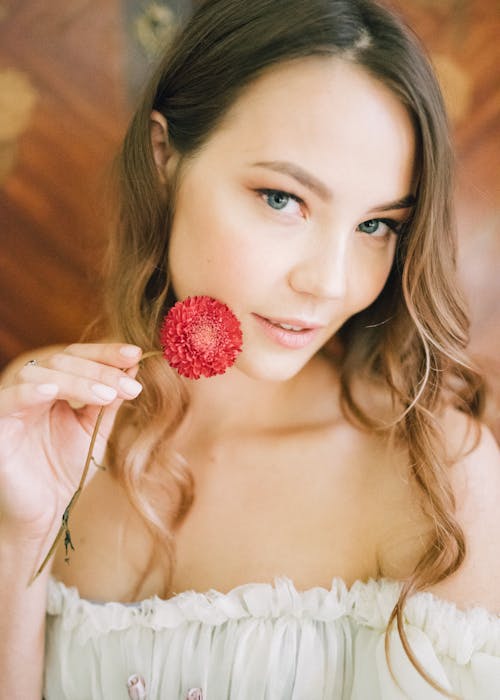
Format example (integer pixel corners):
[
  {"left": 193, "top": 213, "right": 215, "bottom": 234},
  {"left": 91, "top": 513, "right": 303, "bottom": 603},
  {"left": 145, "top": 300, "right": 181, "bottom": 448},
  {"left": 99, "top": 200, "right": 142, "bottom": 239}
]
[
  {"left": 252, "top": 314, "right": 324, "bottom": 350},
  {"left": 261, "top": 316, "right": 325, "bottom": 331}
]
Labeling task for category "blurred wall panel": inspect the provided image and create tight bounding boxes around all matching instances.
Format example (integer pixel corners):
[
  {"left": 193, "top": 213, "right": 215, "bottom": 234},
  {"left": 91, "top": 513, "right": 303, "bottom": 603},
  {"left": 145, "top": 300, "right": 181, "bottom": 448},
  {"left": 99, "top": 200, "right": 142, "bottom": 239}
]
[
  {"left": 392, "top": 0, "right": 500, "bottom": 435},
  {"left": 0, "top": 0, "right": 128, "bottom": 364}
]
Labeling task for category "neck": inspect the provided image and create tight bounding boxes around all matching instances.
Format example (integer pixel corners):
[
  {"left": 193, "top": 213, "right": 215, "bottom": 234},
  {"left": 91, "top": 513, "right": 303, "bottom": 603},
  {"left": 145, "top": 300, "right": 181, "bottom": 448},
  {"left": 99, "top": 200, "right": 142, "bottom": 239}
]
[{"left": 176, "top": 353, "right": 340, "bottom": 442}]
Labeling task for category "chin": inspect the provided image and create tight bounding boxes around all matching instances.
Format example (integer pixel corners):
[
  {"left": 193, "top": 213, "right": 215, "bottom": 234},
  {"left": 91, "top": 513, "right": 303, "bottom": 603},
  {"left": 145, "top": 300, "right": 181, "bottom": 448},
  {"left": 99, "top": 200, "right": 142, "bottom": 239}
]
[{"left": 233, "top": 351, "right": 309, "bottom": 384}]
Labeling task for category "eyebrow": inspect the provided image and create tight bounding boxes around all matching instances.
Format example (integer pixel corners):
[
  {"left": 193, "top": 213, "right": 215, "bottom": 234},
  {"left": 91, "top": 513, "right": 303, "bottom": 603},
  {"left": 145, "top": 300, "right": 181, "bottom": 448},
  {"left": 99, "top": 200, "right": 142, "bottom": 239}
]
[{"left": 251, "top": 160, "right": 416, "bottom": 211}]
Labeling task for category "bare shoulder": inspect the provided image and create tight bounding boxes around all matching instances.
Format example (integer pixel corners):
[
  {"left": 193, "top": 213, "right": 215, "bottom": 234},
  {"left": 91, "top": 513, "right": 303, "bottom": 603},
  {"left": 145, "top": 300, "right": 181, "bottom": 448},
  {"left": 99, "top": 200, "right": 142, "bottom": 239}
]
[{"left": 425, "top": 407, "right": 500, "bottom": 611}]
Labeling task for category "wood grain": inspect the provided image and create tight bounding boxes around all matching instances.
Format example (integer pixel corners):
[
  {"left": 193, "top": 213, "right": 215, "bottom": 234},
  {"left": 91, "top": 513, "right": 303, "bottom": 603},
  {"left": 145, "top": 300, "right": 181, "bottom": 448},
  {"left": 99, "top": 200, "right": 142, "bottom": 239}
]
[{"left": 0, "top": 0, "right": 127, "bottom": 363}]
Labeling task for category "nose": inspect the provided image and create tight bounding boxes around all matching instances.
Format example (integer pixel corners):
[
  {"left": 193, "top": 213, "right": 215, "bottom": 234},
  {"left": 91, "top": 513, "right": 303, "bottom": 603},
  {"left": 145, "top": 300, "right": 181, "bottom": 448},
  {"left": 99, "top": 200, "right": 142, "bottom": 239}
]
[{"left": 288, "top": 231, "right": 348, "bottom": 300}]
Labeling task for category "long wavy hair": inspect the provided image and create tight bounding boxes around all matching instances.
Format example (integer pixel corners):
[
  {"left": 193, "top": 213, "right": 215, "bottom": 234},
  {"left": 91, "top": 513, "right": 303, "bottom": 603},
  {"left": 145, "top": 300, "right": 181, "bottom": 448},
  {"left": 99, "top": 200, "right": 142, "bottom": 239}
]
[{"left": 105, "top": 0, "right": 485, "bottom": 695}]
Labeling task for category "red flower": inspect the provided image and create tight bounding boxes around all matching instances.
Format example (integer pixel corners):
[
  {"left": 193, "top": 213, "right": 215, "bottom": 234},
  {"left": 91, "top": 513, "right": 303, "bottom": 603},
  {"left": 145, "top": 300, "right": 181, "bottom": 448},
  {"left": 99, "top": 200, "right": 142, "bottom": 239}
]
[{"left": 160, "top": 296, "right": 243, "bottom": 379}]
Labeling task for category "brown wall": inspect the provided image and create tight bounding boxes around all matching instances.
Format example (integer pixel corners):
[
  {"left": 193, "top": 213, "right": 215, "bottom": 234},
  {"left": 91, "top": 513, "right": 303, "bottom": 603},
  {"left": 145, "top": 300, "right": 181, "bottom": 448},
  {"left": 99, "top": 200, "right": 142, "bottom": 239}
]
[{"left": 0, "top": 0, "right": 498, "bottom": 433}]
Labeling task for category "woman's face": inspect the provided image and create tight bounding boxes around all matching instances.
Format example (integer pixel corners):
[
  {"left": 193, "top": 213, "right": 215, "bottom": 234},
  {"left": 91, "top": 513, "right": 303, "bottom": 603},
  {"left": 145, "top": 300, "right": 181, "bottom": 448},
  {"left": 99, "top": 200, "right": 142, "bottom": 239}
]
[{"left": 165, "top": 57, "right": 416, "bottom": 382}]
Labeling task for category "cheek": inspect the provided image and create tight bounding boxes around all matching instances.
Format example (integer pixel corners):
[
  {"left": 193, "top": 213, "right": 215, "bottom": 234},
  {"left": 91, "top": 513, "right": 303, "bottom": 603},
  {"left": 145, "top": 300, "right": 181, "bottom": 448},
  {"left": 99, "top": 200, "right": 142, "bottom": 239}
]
[
  {"left": 349, "top": 244, "right": 396, "bottom": 310},
  {"left": 211, "top": 234, "right": 284, "bottom": 305},
  {"left": 167, "top": 200, "right": 273, "bottom": 301}
]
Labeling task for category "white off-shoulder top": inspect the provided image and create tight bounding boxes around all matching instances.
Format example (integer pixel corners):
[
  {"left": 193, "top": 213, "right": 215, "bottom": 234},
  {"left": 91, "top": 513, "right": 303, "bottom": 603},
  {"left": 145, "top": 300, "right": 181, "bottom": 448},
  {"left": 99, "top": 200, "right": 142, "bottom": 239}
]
[{"left": 44, "top": 575, "right": 500, "bottom": 699}]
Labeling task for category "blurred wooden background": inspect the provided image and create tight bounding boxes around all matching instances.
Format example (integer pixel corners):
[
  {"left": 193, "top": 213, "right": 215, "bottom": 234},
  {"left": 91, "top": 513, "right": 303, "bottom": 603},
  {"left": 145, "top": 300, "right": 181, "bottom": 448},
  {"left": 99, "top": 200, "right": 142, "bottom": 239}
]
[{"left": 0, "top": 0, "right": 498, "bottom": 435}]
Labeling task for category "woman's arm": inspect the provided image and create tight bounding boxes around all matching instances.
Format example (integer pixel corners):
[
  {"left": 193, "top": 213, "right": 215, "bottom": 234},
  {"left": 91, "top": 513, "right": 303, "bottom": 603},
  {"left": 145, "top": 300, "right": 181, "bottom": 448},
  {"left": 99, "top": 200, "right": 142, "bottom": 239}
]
[
  {"left": 0, "top": 530, "right": 51, "bottom": 699},
  {"left": 0, "top": 349, "right": 62, "bottom": 698},
  {"left": 0, "top": 342, "right": 143, "bottom": 698}
]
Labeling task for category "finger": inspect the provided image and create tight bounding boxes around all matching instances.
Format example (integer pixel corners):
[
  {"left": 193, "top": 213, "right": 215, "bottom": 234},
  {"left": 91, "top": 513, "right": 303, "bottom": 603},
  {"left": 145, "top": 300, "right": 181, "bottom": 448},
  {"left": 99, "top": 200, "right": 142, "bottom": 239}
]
[
  {"left": 96, "top": 364, "right": 142, "bottom": 437},
  {"left": 62, "top": 343, "right": 143, "bottom": 369},
  {"left": 73, "top": 366, "right": 142, "bottom": 453},
  {"left": 18, "top": 366, "right": 143, "bottom": 407},
  {"left": 0, "top": 364, "right": 141, "bottom": 420},
  {"left": 0, "top": 381, "right": 60, "bottom": 419},
  {"left": 19, "top": 356, "right": 143, "bottom": 401}
]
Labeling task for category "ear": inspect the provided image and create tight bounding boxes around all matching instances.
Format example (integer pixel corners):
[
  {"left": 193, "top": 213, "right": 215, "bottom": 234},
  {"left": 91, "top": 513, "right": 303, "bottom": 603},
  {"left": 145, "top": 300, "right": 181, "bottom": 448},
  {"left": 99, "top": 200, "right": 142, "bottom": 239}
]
[{"left": 150, "top": 109, "right": 175, "bottom": 184}]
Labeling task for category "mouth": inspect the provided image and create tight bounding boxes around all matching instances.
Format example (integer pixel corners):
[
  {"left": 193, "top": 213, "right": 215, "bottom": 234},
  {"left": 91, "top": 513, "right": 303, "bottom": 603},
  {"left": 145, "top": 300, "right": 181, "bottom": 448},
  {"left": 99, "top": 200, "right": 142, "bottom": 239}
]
[
  {"left": 252, "top": 314, "right": 324, "bottom": 349},
  {"left": 258, "top": 315, "right": 325, "bottom": 332}
]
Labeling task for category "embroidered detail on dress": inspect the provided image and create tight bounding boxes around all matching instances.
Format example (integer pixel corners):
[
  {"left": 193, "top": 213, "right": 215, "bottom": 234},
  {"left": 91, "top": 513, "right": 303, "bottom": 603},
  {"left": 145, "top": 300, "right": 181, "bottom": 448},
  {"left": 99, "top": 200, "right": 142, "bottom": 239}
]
[
  {"left": 127, "top": 673, "right": 147, "bottom": 699},
  {"left": 186, "top": 689, "right": 203, "bottom": 699}
]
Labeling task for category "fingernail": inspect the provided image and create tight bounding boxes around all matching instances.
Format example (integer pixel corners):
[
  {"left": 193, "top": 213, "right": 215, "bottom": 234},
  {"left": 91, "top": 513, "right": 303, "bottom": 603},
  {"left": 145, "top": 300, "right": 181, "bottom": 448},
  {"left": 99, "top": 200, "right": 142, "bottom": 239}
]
[
  {"left": 120, "top": 345, "right": 142, "bottom": 358},
  {"left": 92, "top": 384, "right": 118, "bottom": 401},
  {"left": 119, "top": 377, "right": 143, "bottom": 397},
  {"left": 37, "top": 383, "right": 59, "bottom": 396}
]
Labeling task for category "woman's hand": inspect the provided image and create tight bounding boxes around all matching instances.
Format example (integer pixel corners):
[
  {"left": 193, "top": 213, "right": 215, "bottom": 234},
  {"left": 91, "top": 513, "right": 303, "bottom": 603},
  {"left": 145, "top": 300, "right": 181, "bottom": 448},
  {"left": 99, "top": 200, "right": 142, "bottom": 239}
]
[{"left": 0, "top": 343, "right": 143, "bottom": 545}]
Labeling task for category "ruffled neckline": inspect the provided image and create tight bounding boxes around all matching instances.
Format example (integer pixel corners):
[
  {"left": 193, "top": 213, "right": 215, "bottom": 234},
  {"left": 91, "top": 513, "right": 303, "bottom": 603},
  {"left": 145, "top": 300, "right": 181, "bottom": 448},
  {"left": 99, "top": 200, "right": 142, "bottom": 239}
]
[{"left": 47, "top": 575, "right": 500, "bottom": 664}]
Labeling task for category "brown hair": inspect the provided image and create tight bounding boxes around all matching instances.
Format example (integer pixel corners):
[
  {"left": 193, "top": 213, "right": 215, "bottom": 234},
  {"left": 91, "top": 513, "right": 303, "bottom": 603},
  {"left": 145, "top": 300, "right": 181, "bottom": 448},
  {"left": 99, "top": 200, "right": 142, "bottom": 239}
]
[{"left": 105, "top": 0, "right": 485, "bottom": 695}]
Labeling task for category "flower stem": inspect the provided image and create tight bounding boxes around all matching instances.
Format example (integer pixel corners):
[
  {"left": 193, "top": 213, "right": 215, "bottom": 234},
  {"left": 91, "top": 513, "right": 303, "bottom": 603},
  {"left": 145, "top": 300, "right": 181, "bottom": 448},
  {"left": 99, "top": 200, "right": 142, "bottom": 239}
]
[
  {"left": 28, "top": 350, "right": 163, "bottom": 585},
  {"left": 28, "top": 406, "right": 106, "bottom": 585},
  {"left": 140, "top": 350, "right": 162, "bottom": 361}
]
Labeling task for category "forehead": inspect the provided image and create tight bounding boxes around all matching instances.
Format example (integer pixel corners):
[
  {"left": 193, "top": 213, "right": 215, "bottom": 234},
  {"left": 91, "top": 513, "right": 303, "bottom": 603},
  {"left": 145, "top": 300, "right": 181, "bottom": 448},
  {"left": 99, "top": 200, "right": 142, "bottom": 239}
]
[{"left": 199, "top": 56, "right": 417, "bottom": 205}]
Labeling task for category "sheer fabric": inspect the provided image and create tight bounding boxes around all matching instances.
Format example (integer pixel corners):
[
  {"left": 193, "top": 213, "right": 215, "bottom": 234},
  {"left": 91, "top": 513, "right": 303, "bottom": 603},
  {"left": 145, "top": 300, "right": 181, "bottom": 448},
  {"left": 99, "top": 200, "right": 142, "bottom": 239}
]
[{"left": 44, "top": 575, "right": 500, "bottom": 699}]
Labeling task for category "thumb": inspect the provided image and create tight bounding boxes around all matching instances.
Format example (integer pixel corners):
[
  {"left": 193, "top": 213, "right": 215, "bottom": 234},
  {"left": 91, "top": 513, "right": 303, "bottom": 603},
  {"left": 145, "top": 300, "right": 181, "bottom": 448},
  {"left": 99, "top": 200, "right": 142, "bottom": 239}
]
[{"left": 75, "top": 364, "right": 142, "bottom": 461}]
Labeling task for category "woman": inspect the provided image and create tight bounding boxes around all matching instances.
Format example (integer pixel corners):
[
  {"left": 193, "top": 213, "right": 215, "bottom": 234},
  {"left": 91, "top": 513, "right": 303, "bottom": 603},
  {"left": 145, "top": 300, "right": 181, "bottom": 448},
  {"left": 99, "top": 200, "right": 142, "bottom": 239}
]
[{"left": 1, "top": 0, "right": 499, "bottom": 698}]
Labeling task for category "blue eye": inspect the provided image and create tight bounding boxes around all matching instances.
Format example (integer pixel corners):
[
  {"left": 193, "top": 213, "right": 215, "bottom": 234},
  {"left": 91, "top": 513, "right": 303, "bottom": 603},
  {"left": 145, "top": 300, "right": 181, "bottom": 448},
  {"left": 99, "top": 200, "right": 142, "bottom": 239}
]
[
  {"left": 258, "top": 188, "right": 302, "bottom": 212},
  {"left": 358, "top": 218, "right": 401, "bottom": 237},
  {"left": 267, "top": 191, "right": 290, "bottom": 210},
  {"left": 359, "top": 219, "right": 381, "bottom": 234}
]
